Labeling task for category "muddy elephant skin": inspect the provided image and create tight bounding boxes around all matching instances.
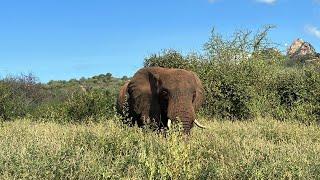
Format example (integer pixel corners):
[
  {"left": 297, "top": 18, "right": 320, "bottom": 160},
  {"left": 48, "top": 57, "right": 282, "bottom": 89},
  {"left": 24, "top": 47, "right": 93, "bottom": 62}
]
[{"left": 117, "top": 67, "right": 205, "bottom": 134}]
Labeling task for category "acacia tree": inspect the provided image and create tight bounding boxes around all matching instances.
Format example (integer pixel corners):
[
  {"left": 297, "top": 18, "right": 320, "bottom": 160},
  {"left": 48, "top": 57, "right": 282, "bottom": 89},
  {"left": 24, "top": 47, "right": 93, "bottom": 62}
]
[{"left": 204, "top": 25, "right": 281, "bottom": 62}]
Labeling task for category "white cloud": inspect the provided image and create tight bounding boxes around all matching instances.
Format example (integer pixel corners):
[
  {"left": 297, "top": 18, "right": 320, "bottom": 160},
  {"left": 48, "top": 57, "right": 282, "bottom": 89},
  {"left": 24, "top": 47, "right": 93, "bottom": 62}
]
[
  {"left": 305, "top": 25, "right": 320, "bottom": 39},
  {"left": 256, "top": 0, "right": 277, "bottom": 4}
]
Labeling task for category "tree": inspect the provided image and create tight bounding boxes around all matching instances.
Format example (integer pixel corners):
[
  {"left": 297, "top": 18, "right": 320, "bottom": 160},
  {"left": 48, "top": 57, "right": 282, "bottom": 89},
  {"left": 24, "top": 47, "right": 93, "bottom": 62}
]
[{"left": 106, "top": 73, "right": 112, "bottom": 80}]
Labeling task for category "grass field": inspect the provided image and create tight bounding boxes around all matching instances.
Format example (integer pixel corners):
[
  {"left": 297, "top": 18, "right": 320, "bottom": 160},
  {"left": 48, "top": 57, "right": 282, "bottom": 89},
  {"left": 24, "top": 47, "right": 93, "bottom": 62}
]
[{"left": 1, "top": 118, "right": 320, "bottom": 179}]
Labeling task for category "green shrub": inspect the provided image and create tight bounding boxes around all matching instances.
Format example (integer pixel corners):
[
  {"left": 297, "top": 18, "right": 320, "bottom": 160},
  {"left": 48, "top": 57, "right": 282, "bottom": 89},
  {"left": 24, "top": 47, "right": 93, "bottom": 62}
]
[
  {"left": 29, "top": 102, "right": 68, "bottom": 122},
  {"left": 3, "top": 26, "right": 320, "bottom": 124},
  {"left": 64, "top": 89, "right": 116, "bottom": 122},
  {"left": 0, "top": 82, "right": 24, "bottom": 120},
  {"left": 141, "top": 26, "right": 320, "bottom": 123},
  {"left": 200, "top": 61, "right": 256, "bottom": 119},
  {"left": 0, "top": 74, "right": 48, "bottom": 120},
  {"left": 0, "top": 73, "right": 122, "bottom": 122},
  {"left": 144, "top": 49, "right": 191, "bottom": 69},
  {"left": 30, "top": 89, "right": 116, "bottom": 123}
]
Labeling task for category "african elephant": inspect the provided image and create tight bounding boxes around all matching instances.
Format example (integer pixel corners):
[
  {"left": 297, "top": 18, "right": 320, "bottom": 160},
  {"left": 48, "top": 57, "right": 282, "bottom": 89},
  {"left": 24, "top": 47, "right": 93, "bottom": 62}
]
[{"left": 117, "top": 67, "right": 206, "bottom": 134}]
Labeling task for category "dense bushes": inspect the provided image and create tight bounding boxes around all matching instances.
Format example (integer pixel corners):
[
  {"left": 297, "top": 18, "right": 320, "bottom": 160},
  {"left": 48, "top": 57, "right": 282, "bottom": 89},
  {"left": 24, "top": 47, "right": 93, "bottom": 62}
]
[
  {"left": 2, "top": 26, "right": 320, "bottom": 124},
  {"left": 199, "top": 61, "right": 264, "bottom": 119},
  {"left": 30, "top": 89, "right": 116, "bottom": 123},
  {"left": 0, "top": 74, "right": 120, "bottom": 122},
  {"left": 0, "top": 74, "right": 51, "bottom": 120},
  {"left": 143, "top": 27, "right": 320, "bottom": 123},
  {"left": 64, "top": 89, "right": 115, "bottom": 122},
  {"left": 200, "top": 60, "right": 320, "bottom": 123}
]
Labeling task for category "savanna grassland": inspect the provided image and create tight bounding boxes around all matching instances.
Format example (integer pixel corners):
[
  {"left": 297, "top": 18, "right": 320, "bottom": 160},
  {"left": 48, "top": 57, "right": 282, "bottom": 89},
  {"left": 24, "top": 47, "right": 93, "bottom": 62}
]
[
  {"left": 1, "top": 27, "right": 320, "bottom": 179},
  {"left": 1, "top": 118, "right": 320, "bottom": 179}
]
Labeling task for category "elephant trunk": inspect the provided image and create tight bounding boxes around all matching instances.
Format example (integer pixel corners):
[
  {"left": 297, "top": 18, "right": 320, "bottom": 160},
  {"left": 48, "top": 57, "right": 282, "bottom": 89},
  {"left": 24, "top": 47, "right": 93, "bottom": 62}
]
[{"left": 167, "top": 101, "right": 196, "bottom": 134}]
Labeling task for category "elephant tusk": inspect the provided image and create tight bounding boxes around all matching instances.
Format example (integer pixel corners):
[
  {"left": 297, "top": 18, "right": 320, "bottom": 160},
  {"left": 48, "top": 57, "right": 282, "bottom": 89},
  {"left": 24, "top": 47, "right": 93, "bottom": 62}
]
[
  {"left": 194, "top": 119, "right": 206, "bottom": 129},
  {"left": 167, "top": 119, "right": 172, "bottom": 129}
]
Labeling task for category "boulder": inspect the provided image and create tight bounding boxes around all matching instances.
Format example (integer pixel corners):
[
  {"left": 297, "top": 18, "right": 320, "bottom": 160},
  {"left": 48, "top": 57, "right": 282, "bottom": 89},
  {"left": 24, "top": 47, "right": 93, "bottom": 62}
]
[
  {"left": 287, "top": 39, "right": 319, "bottom": 64},
  {"left": 287, "top": 39, "right": 316, "bottom": 58}
]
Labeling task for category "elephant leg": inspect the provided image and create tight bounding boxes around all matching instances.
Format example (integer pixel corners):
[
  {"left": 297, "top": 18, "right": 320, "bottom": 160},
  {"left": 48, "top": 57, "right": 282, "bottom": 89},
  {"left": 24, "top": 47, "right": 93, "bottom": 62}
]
[
  {"left": 138, "top": 112, "right": 150, "bottom": 127},
  {"left": 138, "top": 106, "right": 161, "bottom": 129}
]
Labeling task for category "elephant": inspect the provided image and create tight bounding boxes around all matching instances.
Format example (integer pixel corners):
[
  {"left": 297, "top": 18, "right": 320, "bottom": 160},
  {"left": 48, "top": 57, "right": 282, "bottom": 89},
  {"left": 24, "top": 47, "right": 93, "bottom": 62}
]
[{"left": 117, "top": 67, "right": 206, "bottom": 134}]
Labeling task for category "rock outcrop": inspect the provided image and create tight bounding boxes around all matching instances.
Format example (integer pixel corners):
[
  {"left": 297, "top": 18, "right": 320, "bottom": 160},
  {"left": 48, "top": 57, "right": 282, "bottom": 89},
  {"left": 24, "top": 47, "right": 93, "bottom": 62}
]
[
  {"left": 287, "top": 39, "right": 316, "bottom": 58},
  {"left": 287, "top": 39, "right": 319, "bottom": 64}
]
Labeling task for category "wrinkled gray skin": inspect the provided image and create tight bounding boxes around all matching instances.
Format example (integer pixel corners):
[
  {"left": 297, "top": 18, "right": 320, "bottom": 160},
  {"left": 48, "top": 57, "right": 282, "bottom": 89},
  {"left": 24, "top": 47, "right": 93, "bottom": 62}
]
[{"left": 117, "top": 67, "right": 204, "bottom": 134}]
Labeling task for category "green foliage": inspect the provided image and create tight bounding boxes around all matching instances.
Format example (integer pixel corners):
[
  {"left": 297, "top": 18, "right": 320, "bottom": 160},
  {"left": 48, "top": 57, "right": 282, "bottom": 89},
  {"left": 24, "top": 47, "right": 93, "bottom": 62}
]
[
  {"left": 144, "top": 49, "right": 189, "bottom": 69},
  {"left": 0, "top": 73, "right": 124, "bottom": 122},
  {"left": 252, "top": 48, "right": 287, "bottom": 63},
  {"left": 47, "top": 72, "right": 124, "bottom": 95},
  {"left": 0, "top": 82, "right": 22, "bottom": 120},
  {"left": 1, "top": 25, "right": 320, "bottom": 179},
  {"left": 204, "top": 25, "right": 279, "bottom": 62},
  {"left": 0, "top": 74, "right": 50, "bottom": 120},
  {"left": 200, "top": 61, "right": 258, "bottom": 119},
  {"left": 2, "top": 26, "right": 320, "bottom": 124},
  {"left": 30, "top": 103, "right": 68, "bottom": 122},
  {"left": 1, "top": 118, "right": 320, "bottom": 179},
  {"left": 29, "top": 89, "right": 117, "bottom": 123},
  {"left": 143, "top": 49, "right": 320, "bottom": 123},
  {"left": 64, "top": 89, "right": 115, "bottom": 122},
  {"left": 142, "top": 26, "right": 320, "bottom": 123}
]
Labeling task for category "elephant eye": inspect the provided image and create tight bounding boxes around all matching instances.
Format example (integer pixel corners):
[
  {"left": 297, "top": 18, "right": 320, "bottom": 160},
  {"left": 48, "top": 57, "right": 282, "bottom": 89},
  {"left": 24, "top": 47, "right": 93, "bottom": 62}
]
[{"left": 160, "top": 90, "right": 169, "bottom": 99}]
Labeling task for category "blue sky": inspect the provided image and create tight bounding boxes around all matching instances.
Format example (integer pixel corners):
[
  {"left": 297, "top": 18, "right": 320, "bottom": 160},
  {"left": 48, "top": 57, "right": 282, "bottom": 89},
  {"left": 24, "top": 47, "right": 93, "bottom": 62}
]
[{"left": 0, "top": 0, "right": 319, "bottom": 82}]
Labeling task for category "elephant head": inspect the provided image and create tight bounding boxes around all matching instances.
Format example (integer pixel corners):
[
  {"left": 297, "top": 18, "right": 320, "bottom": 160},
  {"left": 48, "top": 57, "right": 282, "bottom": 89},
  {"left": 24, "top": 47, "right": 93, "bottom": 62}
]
[{"left": 117, "top": 67, "right": 206, "bottom": 134}]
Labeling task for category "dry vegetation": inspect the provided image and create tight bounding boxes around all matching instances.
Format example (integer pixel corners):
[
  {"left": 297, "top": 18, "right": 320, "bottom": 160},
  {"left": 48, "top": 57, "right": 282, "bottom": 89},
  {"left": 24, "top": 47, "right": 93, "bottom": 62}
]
[{"left": 1, "top": 117, "right": 320, "bottom": 179}]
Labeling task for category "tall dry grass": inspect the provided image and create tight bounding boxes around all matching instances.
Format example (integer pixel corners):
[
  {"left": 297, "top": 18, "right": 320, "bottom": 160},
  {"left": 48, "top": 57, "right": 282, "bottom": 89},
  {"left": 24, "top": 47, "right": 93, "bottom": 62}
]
[{"left": 0, "top": 118, "right": 320, "bottom": 179}]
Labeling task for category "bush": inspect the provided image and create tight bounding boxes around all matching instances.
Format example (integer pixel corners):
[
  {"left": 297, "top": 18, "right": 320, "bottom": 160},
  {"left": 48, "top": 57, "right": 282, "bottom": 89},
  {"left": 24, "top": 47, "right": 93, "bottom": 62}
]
[
  {"left": 0, "top": 72, "right": 123, "bottom": 122},
  {"left": 31, "top": 89, "right": 117, "bottom": 123},
  {"left": 0, "top": 74, "right": 50, "bottom": 120},
  {"left": 144, "top": 49, "right": 192, "bottom": 69},
  {"left": 64, "top": 89, "right": 116, "bottom": 122},
  {"left": 200, "top": 61, "right": 258, "bottom": 119},
  {"left": 3, "top": 26, "right": 320, "bottom": 124},
  {"left": 142, "top": 26, "right": 320, "bottom": 123},
  {"left": 0, "top": 82, "right": 23, "bottom": 120}
]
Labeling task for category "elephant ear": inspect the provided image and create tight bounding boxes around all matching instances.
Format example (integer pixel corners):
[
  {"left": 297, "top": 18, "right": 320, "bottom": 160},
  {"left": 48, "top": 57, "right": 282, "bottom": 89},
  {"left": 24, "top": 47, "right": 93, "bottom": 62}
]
[
  {"left": 192, "top": 72, "right": 204, "bottom": 111},
  {"left": 127, "top": 67, "right": 161, "bottom": 119},
  {"left": 116, "top": 81, "right": 130, "bottom": 114}
]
